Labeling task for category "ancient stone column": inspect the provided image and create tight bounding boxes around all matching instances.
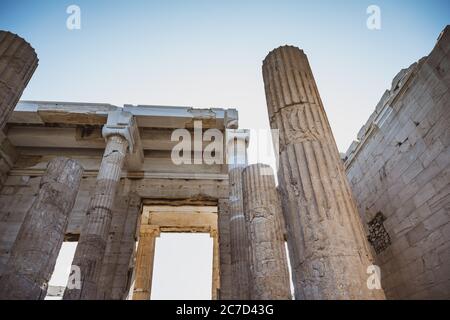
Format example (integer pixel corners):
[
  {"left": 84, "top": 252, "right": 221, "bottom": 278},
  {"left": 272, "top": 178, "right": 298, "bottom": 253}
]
[
  {"left": 226, "top": 129, "right": 251, "bottom": 299},
  {"left": 262, "top": 46, "right": 385, "bottom": 299},
  {"left": 97, "top": 189, "right": 141, "bottom": 300},
  {"left": 132, "top": 225, "right": 160, "bottom": 300},
  {"left": 217, "top": 199, "right": 232, "bottom": 300},
  {"left": 64, "top": 111, "right": 135, "bottom": 300},
  {"left": 242, "top": 163, "right": 291, "bottom": 300},
  {"left": 0, "top": 157, "right": 83, "bottom": 299},
  {"left": 0, "top": 31, "right": 38, "bottom": 129}
]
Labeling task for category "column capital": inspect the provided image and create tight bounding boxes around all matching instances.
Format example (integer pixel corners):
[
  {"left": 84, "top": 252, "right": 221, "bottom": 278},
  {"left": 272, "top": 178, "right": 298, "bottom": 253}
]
[
  {"left": 140, "top": 225, "right": 161, "bottom": 238},
  {"left": 102, "top": 111, "right": 137, "bottom": 153},
  {"left": 226, "top": 129, "right": 250, "bottom": 168},
  {"left": 225, "top": 129, "right": 250, "bottom": 146},
  {"left": 224, "top": 109, "right": 239, "bottom": 129}
]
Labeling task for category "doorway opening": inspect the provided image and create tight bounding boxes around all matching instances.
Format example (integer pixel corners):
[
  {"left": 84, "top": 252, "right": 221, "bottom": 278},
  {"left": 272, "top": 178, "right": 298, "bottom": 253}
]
[
  {"left": 44, "top": 241, "right": 78, "bottom": 300},
  {"left": 132, "top": 205, "right": 219, "bottom": 300},
  {"left": 152, "top": 233, "right": 213, "bottom": 299}
]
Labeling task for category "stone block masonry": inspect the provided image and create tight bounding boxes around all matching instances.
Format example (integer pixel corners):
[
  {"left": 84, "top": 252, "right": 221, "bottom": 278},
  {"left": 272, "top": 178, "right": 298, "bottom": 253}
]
[
  {"left": 344, "top": 25, "right": 450, "bottom": 299},
  {"left": 0, "top": 157, "right": 83, "bottom": 299},
  {"left": 0, "top": 24, "right": 448, "bottom": 300},
  {"left": 0, "top": 96, "right": 235, "bottom": 300}
]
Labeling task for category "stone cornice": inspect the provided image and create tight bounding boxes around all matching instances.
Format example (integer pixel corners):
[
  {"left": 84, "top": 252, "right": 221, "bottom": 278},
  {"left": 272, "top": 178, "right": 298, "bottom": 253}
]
[{"left": 11, "top": 101, "right": 238, "bottom": 129}]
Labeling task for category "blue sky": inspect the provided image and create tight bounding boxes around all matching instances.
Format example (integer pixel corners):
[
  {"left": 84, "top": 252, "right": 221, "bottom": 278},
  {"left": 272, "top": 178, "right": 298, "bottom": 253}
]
[
  {"left": 1, "top": 0, "right": 449, "bottom": 152},
  {"left": 2, "top": 0, "right": 449, "bottom": 299}
]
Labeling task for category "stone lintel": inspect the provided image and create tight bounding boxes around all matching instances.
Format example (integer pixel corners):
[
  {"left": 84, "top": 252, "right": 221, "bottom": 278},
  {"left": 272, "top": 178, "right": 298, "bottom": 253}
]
[{"left": 10, "top": 101, "right": 238, "bottom": 129}]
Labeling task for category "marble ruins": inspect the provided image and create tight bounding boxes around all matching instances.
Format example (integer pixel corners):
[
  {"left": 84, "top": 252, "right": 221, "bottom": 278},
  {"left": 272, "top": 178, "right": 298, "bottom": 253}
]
[{"left": 0, "top": 26, "right": 448, "bottom": 300}]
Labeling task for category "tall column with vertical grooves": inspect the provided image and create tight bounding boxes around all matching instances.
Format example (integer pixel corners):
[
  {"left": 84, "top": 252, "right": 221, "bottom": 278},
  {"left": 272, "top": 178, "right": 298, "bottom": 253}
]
[
  {"left": 0, "top": 31, "right": 38, "bottom": 129},
  {"left": 64, "top": 134, "right": 128, "bottom": 300},
  {"left": 132, "top": 225, "right": 160, "bottom": 300},
  {"left": 110, "top": 192, "right": 141, "bottom": 300},
  {"left": 242, "top": 164, "right": 291, "bottom": 300},
  {"left": 226, "top": 129, "right": 251, "bottom": 299},
  {"left": 0, "top": 157, "right": 83, "bottom": 299},
  {"left": 96, "top": 189, "right": 141, "bottom": 300},
  {"left": 262, "top": 45, "right": 385, "bottom": 299},
  {"left": 228, "top": 167, "right": 251, "bottom": 299}
]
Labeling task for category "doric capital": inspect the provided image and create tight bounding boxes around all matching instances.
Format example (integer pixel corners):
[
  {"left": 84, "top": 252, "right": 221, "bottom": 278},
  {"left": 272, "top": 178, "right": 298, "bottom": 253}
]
[{"left": 102, "top": 111, "right": 137, "bottom": 153}]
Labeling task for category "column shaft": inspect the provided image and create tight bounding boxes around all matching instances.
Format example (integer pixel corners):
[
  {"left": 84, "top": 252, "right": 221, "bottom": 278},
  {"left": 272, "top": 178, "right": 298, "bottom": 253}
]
[
  {"left": 242, "top": 164, "right": 291, "bottom": 300},
  {"left": 64, "top": 134, "right": 128, "bottom": 299},
  {"left": 226, "top": 129, "right": 251, "bottom": 299},
  {"left": 228, "top": 167, "right": 251, "bottom": 299},
  {"left": 0, "top": 31, "right": 38, "bottom": 129},
  {"left": 97, "top": 190, "right": 141, "bottom": 299},
  {"left": 0, "top": 157, "right": 83, "bottom": 299},
  {"left": 262, "top": 45, "right": 385, "bottom": 299},
  {"left": 132, "top": 225, "right": 160, "bottom": 300},
  {"left": 217, "top": 199, "right": 232, "bottom": 300}
]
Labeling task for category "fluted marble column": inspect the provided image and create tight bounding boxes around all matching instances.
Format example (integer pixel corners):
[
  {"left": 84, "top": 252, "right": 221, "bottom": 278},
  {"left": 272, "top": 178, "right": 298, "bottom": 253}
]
[
  {"left": 132, "top": 225, "right": 160, "bottom": 300},
  {"left": 262, "top": 46, "right": 385, "bottom": 299},
  {"left": 226, "top": 129, "right": 251, "bottom": 299},
  {"left": 0, "top": 157, "right": 83, "bottom": 299},
  {"left": 96, "top": 190, "right": 141, "bottom": 300},
  {"left": 64, "top": 111, "right": 135, "bottom": 300},
  {"left": 242, "top": 164, "right": 291, "bottom": 300},
  {"left": 0, "top": 31, "right": 38, "bottom": 129}
]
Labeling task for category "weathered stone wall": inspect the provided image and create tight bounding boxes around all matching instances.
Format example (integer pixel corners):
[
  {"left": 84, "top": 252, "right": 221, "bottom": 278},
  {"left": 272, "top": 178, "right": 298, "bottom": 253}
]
[
  {"left": 0, "top": 174, "right": 40, "bottom": 273},
  {"left": 0, "top": 175, "right": 99, "bottom": 275},
  {"left": 344, "top": 26, "right": 450, "bottom": 299},
  {"left": 0, "top": 154, "right": 228, "bottom": 298},
  {"left": 0, "top": 157, "right": 83, "bottom": 299}
]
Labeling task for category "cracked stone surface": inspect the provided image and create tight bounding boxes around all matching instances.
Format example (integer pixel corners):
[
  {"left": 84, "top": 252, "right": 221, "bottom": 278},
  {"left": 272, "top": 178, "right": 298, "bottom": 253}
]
[
  {"left": 263, "top": 45, "right": 385, "bottom": 299},
  {"left": 242, "top": 163, "right": 291, "bottom": 300},
  {"left": 63, "top": 134, "right": 128, "bottom": 300},
  {"left": 0, "top": 31, "right": 38, "bottom": 129},
  {"left": 0, "top": 157, "right": 83, "bottom": 299},
  {"left": 228, "top": 167, "right": 251, "bottom": 299}
]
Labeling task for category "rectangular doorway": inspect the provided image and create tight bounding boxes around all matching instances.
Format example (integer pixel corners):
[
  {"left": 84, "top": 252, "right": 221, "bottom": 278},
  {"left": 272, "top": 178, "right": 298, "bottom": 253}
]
[
  {"left": 133, "top": 204, "right": 219, "bottom": 300},
  {"left": 151, "top": 233, "right": 213, "bottom": 299}
]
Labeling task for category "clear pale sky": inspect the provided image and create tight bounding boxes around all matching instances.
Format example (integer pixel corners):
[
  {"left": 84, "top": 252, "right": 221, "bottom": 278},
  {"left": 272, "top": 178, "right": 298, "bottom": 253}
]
[{"left": 2, "top": 0, "right": 449, "bottom": 299}]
